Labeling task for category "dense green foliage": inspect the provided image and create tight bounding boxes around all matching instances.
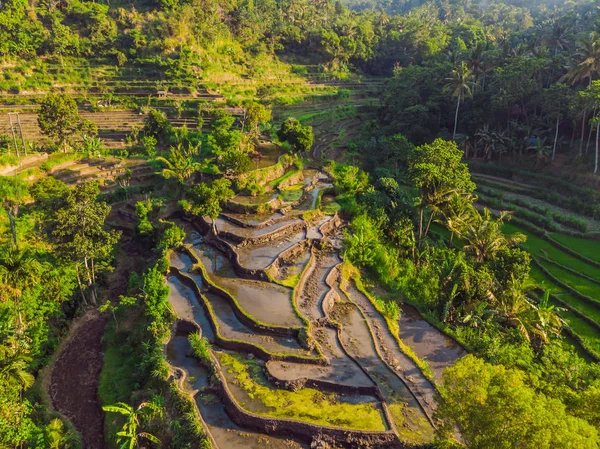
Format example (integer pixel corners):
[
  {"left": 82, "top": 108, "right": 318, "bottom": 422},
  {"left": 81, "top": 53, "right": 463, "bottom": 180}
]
[
  {"left": 1, "top": 0, "right": 600, "bottom": 447},
  {"left": 437, "top": 355, "right": 599, "bottom": 448},
  {"left": 0, "top": 178, "right": 109, "bottom": 447}
]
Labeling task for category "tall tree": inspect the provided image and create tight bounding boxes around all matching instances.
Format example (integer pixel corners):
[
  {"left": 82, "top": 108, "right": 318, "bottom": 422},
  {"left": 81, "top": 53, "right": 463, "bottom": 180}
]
[
  {"left": 243, "top": 102, "right": 272, "bottom": 139},
  {"left": 0, "top": 348, "right": 34, "bottom": 406},
  {"left": 542, "top": 83, "right": 571, "bottom": 161},
  {"left": 447, "top": 207, "right": 525, "bottom": 263},
  {"left": 277, "top": 117, "right": 314, "bottom": 154},
  {"left": 37, "top": 93, "right": 85, "bottom": 152},
  {"left": 445, "top": 62, "right": 473, "bottom": 140},
  {"left": 562, "top": 32, "right": 600, "bottom": 154},
  {"left": 0, "top": 247, "right": 42, "bottom": 332},
  {"left": 155, "top": 143, "right": 201, "bottom": 192},
  {"left": 52, "top": 182, "right": 119, "bottom": 305},
  {"left": 409, "top": 139, "right": 475, "bottom": 243},
  {"left": 185, "top": 179, "right": 234, "bottom": 235},
  {"left": 579, "top": 80, "right": 600, "bottom": 174},
  {"left": 0, "top": 176, "right": 27, "bottom": 250}
]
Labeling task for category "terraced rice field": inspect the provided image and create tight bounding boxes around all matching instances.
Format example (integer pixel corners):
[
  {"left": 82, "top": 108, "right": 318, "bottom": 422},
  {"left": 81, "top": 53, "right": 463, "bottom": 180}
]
[
  {"left": 162, "top": 167, "right": 464, "bottom": 448},
  {"left": 471, "top": 172, "right": 600, "bottom": 361}
]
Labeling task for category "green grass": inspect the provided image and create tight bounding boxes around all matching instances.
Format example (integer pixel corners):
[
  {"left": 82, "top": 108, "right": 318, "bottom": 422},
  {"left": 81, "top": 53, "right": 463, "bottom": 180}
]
[
  {"left": 549, "top": 233, "right": 600, "bottom": 264},
  {"left": 503, "top": 223, "right": 600, "bottom": 280},
  {"left": 529, "top": 266, "right": 600, "bottom": 357},
  {"left": 276, "top": 271, "right": 301, "bottom": 288},
  {"left": 279, "top": 184, "right": 304, "bottom": 202},
  {"left": 98, "top": 333, "right": 142, "bottom": 444},
  {"left": 539, "top": 261, "right": 600, "bottom": 303},
  {"left": 217, "top": 352, "right": 387, "bottom": 431},
  {"left": 320, "top": 196, "right": 341, "bottom": 215},
  {"left": 268, "top": 169, "right": 300, "bottom": 188},
  {"left": 530, "top": 267, "right": 600, "bottom": 324}
]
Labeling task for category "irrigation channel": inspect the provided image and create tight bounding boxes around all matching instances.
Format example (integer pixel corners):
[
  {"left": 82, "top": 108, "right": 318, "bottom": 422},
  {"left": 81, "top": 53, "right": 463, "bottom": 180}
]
[{"left": 163, "top": 169, "right": 465, "bottom": 448}]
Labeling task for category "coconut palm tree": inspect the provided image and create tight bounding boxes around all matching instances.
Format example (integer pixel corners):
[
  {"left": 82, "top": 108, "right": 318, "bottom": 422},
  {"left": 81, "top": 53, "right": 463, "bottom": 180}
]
[
  {"left": 563, "top": 32, "right": 600, "bottom": 86},
  {"left": 495, "top": 277, "right": 535, "bottom": 343},
  {"left": 155, "top": 144, "right": 201, "bottom": 188},
  {"left": 529, "top": 291, "right": 564, "bottom": 347},
  {"left": 447, "top": 207, "right": 526, "bottom": 263},
  {"left": 102, "top": 400, "right": 162, "bottom": 449},
  {"left": 0, "top": 349, "right": 34, "bottom": 405},
  {"left": 0, "top": 176, "right": 28, "bottom": 250},
  {"left": 0, "top": 246, "right": 43, "bottom": 332},
  {"left": 445, "top": 62, "right": 473, "bottom": 140},
  {"left": 544, "top": 20, "right": 571, "bottom": 56},
  {"left": 45, "top": 418, "right": 78, "bottom": 449},
  {"left": 562, "top": 32, "right": 600, "bottom": 154}
]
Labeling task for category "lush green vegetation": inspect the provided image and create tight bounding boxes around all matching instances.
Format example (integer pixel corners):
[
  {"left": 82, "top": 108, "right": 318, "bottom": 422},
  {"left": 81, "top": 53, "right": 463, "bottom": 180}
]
[
  {"left": 2, "top": 0, "right": 600, "bottom": 447},
  {"left": 550, "top": 233, "right": 600, "bottom": 264}
]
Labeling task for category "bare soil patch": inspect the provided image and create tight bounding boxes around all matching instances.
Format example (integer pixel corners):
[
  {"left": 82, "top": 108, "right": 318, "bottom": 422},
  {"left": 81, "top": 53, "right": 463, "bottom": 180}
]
[{"left": 50, "top": 311, "right": 108, "bottom": 449}]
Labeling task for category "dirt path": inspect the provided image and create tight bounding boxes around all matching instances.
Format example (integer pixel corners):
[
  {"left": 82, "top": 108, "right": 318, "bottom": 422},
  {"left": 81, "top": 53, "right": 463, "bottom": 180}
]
[
  {"left": 48, "top": 223, "right": 147, "bottom": 449},
  {"left": 50, "top": 311, "right": 108, "bottom": 449}
]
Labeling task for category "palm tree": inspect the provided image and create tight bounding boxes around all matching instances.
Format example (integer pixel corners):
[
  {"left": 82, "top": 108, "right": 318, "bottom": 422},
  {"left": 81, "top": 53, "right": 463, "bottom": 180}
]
[
  {"left": 0, "top": 176, "right": 28, "bottom": 250},
  {"left": 526, "top": 136, "right": 553, "bottom": 166},
  {"left": 593, "top": 112, "right": 600, "bottom": 175},
  {"left": 563, "top": 32, "right": 600, "bottom": 86},
  {"left": 45, "top": 418, "right": 78, "bottom": 449},
  {"left": 467, "top": 41, "right": 493, "bottom": 93},
  {"left": 445, "top": 62, "right": 473, "bottom": 140},
  {"left": 528, "top": 291, "right": 564, "bottom": 347},
  {"left": 544, "top": 20, "right": 571, "bottom": 56},
  {"left": 495, "top": 277, "right": 534, "bottom": 343},
  {"left": 562, "top": 32, "right": 600, "bottom": 154},
  {"left": 447, "top": 207, "right": 526, "bottom": 263},
  {"left": 0, "top": 349, "right": 34, "bottom": 405},
  {"left": 155, "top": 144, "right": 201, "bottom": 188},
  {"left": 0, "top": 247, "right": 43, "bottom": 332},
  {"left": 102, "top": 401, "right": 162, "bottom": 449}
]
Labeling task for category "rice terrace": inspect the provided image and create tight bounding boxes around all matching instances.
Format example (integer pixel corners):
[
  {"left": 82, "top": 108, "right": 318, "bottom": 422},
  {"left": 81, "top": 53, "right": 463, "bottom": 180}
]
[{"left": 2, "top": 0, "right": 600, "bottom": 448}]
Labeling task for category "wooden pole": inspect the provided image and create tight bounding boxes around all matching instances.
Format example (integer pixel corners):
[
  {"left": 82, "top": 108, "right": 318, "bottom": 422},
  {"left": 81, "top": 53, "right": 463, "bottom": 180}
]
[
  {"left": 16, "top": 113, "right": 26, "bottom": 156},
  {"left": 8, "top": 113, "right": 19, "bottom": 158}
]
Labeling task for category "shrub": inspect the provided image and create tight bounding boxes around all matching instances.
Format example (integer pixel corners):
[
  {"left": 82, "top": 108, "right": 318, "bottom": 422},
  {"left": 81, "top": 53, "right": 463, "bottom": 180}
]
[{"left": 188, "top": 333, "right": 212, "bottom": 368}]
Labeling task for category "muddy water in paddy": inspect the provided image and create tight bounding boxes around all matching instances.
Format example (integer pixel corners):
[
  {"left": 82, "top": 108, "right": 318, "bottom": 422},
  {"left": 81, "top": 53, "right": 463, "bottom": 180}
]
[
  {"left": 206, "top": 287, "right": 307, "bottom": 354},
  {"left": 192, "top": 244, "right": 303, "bottom": 328},
  {"left": 253, "top": 144, "right": 285, "bottom": 169},
  {"left": 343, "top": 281, "right": 439, "bottom": 419},
  {"left": 268, "top": 253, "right": 373, "bottom": 389},
  {"left": 297, "top": 186, "right": 321, "bottom": 211},
  {"left": 170, "top": 251, "right": 206, "bottom": 291},
  {"left": 267, "top": 325, "right": 374, "bottom": 388},
  {"left": 211, "top": 216, "right": 302, "bottom": 239},
  {"left": 234, "top": 230, "right": 306, "bottom": 270},
  {"left": 299, "top": 252, "right": 339, "bottom": 320},
  {"left": 306, "top": 215, "right": 331, "bottom": 240},
  {"left": 399, "top": 304, "right": 466, "bottom": 383},
  {"left": 333, "top": 294, "right": 427, "bottom": 422},
  {"left": 274, "top": 249, "right": 311, "bottom": 283},
  {"left": 220, "top": 351, "right": 384, "bottom": 428},
  {"left": 166, "top": 276, "right": 215, "bottom": 342},
  {"left": 168, "top": 269, "right": 308, "bottom": 355},
  {"left": 171, "top": 251, "right": 194, "bottom": 271},
  {"left": 167, "top": 336, "right": 306, "bottom": 449},
  {"left": 167, "top": 335, "right": 211, "bottom": 391}
]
